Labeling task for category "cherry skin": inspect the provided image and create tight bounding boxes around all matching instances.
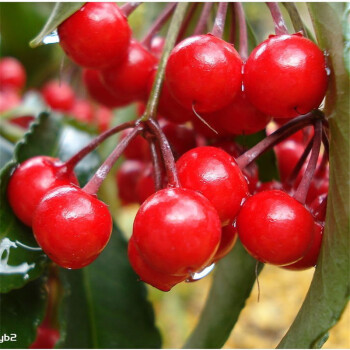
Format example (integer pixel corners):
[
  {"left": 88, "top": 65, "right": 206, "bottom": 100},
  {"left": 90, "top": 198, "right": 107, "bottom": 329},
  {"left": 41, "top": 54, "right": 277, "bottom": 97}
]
[
  {"left": 41, "top": 80, "right": 75, "bottom": 112},
  {"left": 0, "top": 89, "right": 21, "bottom": 112},
  {"left": 147, "top": 70, "right": 194, "bottom": 124},
  {"left": 0, "top": 57, "right": 26, "bottom": 91},
  {"left": 30, "top": 325, "right": 60, "bottom": 349},
  {"left": 128, "top": 237, "right": 188, "bottom": 292},
  {"left": 9, "top": 116, "right": 35, "bottom": 129},
  {"left": 237, "top": 190, "right": 315, "bottom": 266},
  {"left": 177, "top": 146, "right": 249, "bottom": 224},
  {"left": 7, "top": 156, "right": 78, "bottom": 226},
  {"left": 120, "top": 130, "right": 151, "bottom": 161},
  {"left": 150, "top": 36, "right": 165, "bottom": 59},
  {"left": 132, "top": 187, "right": 221, "bottom": 276},
  {"left": 165, "top": 34, "right": 243, "bottom": 113},
  {"left": 83, "top": 69, "right": 130, "bottom": 108},
  {"left": 211, "top": 222, "right": 238, "bottom": 263},
  {"left": 101, "top": 40, "right": 157, "bottom": 102},
  {"left": 33, "top": 185, "right": 112, "bottom": 269},
  {"left": 136, "top": 164, "right": 157, "bottom": 204},
  {"left": 244, "top": 33, "right": 328, "bottom": 118},
  {"left": 116, "top": 160, "right": 145, "bottom": 205},
  {"left": 58, "top": 2, "right": 131, "bottom": 69},
  {"left": 309, "top": 193, "right": 327, "bottom": 222},
  {"left": 283, "top": 221, "right": 323, "bottom": 270},
  {"left": 69, "top": 98, "right": 94, "bottom": 124},
  {"left": 95, "top": 106, "right": 113, "bottom": 133}
]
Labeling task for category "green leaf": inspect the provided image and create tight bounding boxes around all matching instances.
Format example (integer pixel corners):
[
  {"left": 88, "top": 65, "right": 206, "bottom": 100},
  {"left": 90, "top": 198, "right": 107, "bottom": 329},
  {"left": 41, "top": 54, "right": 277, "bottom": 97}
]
[
  {"left": 30, "top": 2, "right": 85, "bottom": 48},
  {"left": 0, "top": 137, "right": 14, "bottom": 168},
  {"left": 278, "top": 3, "right": 350, "bottom": 348},
  {"left": 0, "top": 112, "right": 100, "bottom": 293},
  {"left": 0, "top": 277, "right": 48, "bottom": 349},
  {"left": 183, "top": 240, "right": 263, "bottom": 349},
  {"left": 57, "top": 225, "right": 162, "bottom": 349}
]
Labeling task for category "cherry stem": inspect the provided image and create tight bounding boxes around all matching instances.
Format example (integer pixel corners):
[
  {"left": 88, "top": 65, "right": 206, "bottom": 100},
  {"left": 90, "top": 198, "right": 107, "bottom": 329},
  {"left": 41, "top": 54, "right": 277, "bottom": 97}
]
[
  {"left": 236, "top": 110, "right": 324, "bottom": 169},
  {"left": 141, "top": 2, "right": 177, "bottom": 48},
  {"left": 266, "top": 2, "right": 289, "bottom": 35},
  {"left": 315, "top": 147, "right": 329, "bottom": 178},
  {"left": 193, "top": 2, "right": 214, "bottom": 36},
  {"left": 294, "top": 119, "right": 323, "bottom": 204},
  {"left": 322, "top": 127, "right": 330, "bottom": 156},
  {"left": 83, "top": 124, "right": 143, "bottom": 196},
  {"left": 229, "top": 3, "right": 236, "bottom": 44},
  {"left": 142, "top": 2, "right": 189, "bottom": 121},
  {"left": 285, "top": 136, "right": 314, "bottom": 190},
  {"left": 282, "top": 2, "right": 307, "bottom": 37},
  {"left": 146, "top": 133, "right": 163, "bottom": 191},
  {"left": 176, "top": 3, "right": 199, "bottom": 43},
  {"left": 235, "top": 2, "right": 248, "bottom": 61},
  {"left": 211, "top": 2, "right": 228, "bottom": 39},
  {"left": 62, "top": 121, "right": 136, "bottom": 174},
  {"left": 120, "top": 2, "right": 142, "bottom": 17},
  {"left": 146, "top": 119, "right": 180, "bottom": 188}
]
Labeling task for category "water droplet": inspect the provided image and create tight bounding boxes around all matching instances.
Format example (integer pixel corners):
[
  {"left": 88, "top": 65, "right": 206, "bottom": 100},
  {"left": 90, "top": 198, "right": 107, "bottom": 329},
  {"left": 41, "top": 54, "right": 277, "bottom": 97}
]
[
  {"left": 186, "top": 263, "right": 215, "bottom": 283},
  {"left": 325, "top": 67, "right": 331, "bottom": 76},
  {"left": 43, "top": 30, "right": 59, "bottom": 45}
]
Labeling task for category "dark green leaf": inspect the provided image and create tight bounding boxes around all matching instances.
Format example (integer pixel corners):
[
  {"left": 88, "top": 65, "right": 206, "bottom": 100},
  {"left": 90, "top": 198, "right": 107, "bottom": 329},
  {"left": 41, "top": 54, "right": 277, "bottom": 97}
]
[
  {"left": 0, "top": 113, "right": 100, "bottom": 293},
  {"left": 278, "top": 3, "right": 350, "bottom": 348},
  {"left": 183, "top": 240, "right": 263, "bottom": 349},
  {"left": 0, "top": 277, "right": 48, "bottom": 349},
  {"left": 30, "top": 2, "right": 85, "bottom": 48},
  {"left": 57, "top": 226, "right": 162, "bottom": 349}
]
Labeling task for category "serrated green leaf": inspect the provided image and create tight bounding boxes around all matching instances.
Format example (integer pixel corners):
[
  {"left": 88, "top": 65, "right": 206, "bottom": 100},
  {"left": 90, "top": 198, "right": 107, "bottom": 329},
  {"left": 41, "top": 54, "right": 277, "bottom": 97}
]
[
  {"left": 278, "top": 4, "right": 350, "bottom": 348},
  {"left": 0, "top": 112, "right": 100, "bottom": 293},
  {"left": 183, "top": 240, "right": 263, "bottom": 349},
  {"left": 30, "top": 2, "right": 85, "bottom": 48},
  {"left": 0, "top": 277, "right": 48, "bottom": 349},
  {"left": 57, "top": 226, "right": 162, "bottom": 349}
]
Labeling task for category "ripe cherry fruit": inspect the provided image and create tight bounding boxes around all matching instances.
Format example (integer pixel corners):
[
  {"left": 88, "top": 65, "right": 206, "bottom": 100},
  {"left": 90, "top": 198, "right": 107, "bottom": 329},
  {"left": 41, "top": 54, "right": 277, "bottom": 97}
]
[
  {"left": 7, "top": 156, "right": 78, "bottom": 226},
  {"left": 177, "top": 146, "right": 249, "bottom": 224},
  {"left": 58, "top": 2, "right": 131, "bottom": 69},
  {"left": 165, "top": 34, "right": 243, "bottom": 113},
  {"left": 33, "top": 185, "right": 112, "bottom": 269},
  {"left": 0, "top": 57, "right": 26, "bottom": 91},
  {"left": 244, "top": 33, "right": 328, "bottom": 118},
  {"left": 237, "top": 190, "right": 315, "bottom": 266},
  {"left": 132, "top": 187, "right": 221, "bottom": 276},
  {"left": 41, "top": 80, "right": 75, "bottom": 112}
]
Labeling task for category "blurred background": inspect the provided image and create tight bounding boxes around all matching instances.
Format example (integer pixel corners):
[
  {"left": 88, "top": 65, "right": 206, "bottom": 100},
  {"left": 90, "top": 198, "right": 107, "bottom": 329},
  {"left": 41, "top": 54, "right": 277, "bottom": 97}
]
[{"left": 1, "top": 2, "right": 349, "bottom": 348}]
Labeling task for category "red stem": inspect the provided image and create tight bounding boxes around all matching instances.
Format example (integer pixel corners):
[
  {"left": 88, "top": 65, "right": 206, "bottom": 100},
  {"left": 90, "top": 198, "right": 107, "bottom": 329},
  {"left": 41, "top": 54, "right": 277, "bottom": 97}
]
[
  {"left": 236, "top": 111, "right": 324, "bottom": 169},
  {"left": 145, "top": 133, "right": 163, "bottom": 191},
  {"left": 61, "top": 121, "right": 137, "bottom": 175},
  {"left": 83, "top": 124, "right": 144, "bottom": 196},
  {"left": 235, "top": 2, "right": 248, "bottom": 61},
  {"left": 141, "top": 3, "right": 177, "bottom": 48},
  {"left": 211, "top": 2, "right": 228, "bottom": 39},
  {"left": 193, "top": 2, "right": 214, "bottom": 36},
  {"left": 146, "top": 119, "right": 180, "bottom": 188},
  {"left": 120, "top": 2, "right": 142, "bottom": 17},
  {"left": 294, "top": 120, "right": 323, "bottom": 204},
  {"left": 266, "top": 2, "right": 289, "bottom": 35},
  {"left": 285, "top": 136, "right": 314, "bottom": 190}
]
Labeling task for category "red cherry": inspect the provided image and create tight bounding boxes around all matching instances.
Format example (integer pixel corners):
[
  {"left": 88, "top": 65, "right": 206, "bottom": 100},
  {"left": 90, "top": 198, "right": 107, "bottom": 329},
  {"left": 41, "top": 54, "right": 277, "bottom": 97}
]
[
  {"left": 211, "top": 222, "right": 238, "bottom": 263},
  {"left": 30, "top": 325, "right": 60, "bottom": 349},
  {"left": 33, "top": 185, "right": 112, "bottom": 269},
  {"left": 41, "top": 80, "right": 75, "bottom": 112},
  {"left": 136, "top": 164, "right": 157, "bottom": 204},
  {"left": 237, "top": 190, "right": 315, "bottom": 266},
  {"left": 132, "top": 187, "right": 221, "bottom": 276},
  {"left": 165, "top": 34, "right": 243, "bottom": 113},
  {"left": 177, "top": 146, "right": 249, "bottom": 224},
  {"left": 9, "top": 116, "right": 35, "bottom": 129},
  {"left": 58, "top": 2, "right": 131, "bottom": 69},
  {"left": 120, "top": 130, "right": 151, "bottom": 161},
  {"left": 213, "top": 89, "right": 272, "bottom": 135},
  {"left": 83, "top": 69, "right": 130, "bottom": 108},
  {"left": 309, "top": 193, "right": 327, "bottom": 222},
  {"left": 0, "top": 57, "right": 26, "bottom": 91},
  {"left": 244, "top": 33, "right": 328, "bottom": 118},
  {"left": 128, "top": 237, "right": 188, "bottom": 292},
  {"left": 69, "top": 98, "right": 94, "bottom": 124},
  {"left": 95, "top": 106, "right": 113, "bottom": 133},
  {"left": 283, "top": 221, "right": 323, "bottom": 270},
  {"left": 274, "top": 140, "right": 305, "bottom": 183},
  {"left": 0, "top": 89, "right": 21, "bottom": 112},
  {"left": 116, "top": 160, "right": 145, "bottom": 205},
  {"left": 7, "top": 156, "right": 78, "bottom": 226},
  {"left": 147, "top": 70, "right": 194, "bottom": 124},
  {"left": 101, "top": 40, "right": 157, "bottom": 102},
  {"left": 255, "top": 180, "right": 283, "bottom": 193},
  {"left": 191, "top": 112, "right": 231, "bottom": 138},
  {"left": 150, "top": 36, "right": 165, "bottom": 59}
]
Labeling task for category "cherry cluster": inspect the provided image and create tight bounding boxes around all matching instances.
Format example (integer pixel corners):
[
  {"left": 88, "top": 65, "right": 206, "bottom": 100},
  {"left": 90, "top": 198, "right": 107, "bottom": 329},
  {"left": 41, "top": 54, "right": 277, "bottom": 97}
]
[{"left": 4, "top": 2, "right": 330, "bottom": 292}]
